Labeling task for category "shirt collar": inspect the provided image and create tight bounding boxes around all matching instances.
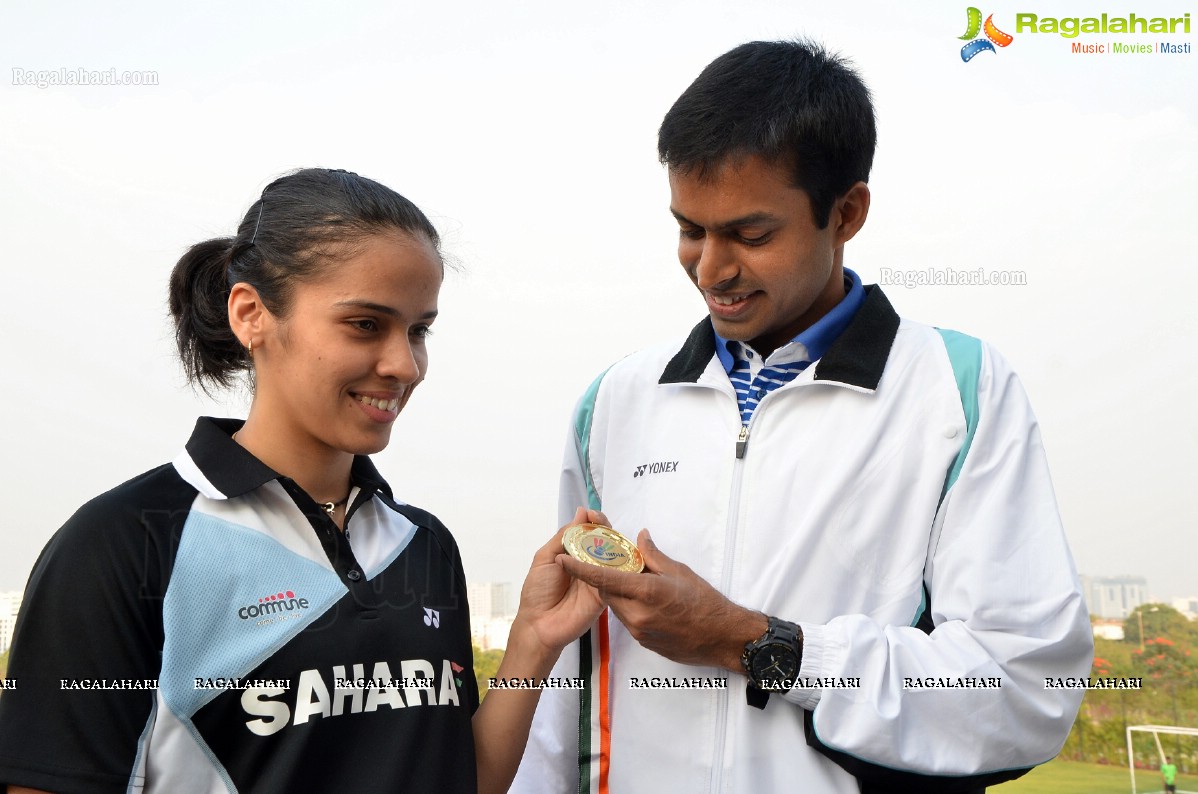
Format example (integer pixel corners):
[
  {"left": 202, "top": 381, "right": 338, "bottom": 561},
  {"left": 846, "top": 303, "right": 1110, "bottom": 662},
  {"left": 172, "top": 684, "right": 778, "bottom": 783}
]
[
  {"left": 714, "top": 268, "right": 866, "bottom": 374},
  {"left": 660, "top": 281, "right": 900, "bottom": 391},
  {"left": 182, "top": 416, "right": 392, "bottom": 500}
]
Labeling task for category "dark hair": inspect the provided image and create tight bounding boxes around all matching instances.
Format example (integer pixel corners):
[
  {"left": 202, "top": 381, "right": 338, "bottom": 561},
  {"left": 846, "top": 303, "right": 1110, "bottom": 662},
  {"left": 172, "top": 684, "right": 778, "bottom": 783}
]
[
  {"left": 657, "top": 39, "right": 876, "bottom": 228},
  {"left": 168, "top": 168, "right": 440, "bottom": 392}
]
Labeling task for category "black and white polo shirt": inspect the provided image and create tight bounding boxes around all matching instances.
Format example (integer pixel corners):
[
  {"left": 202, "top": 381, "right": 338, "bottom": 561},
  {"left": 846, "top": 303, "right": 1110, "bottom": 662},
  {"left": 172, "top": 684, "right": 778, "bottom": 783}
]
[{"left": 0, "top": 417, "right": 478, "bottom": 793}]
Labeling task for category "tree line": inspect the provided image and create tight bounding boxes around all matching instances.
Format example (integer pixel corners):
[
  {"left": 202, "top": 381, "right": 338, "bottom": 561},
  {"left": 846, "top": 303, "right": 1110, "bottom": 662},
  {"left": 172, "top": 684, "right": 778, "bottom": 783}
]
[{"left": 1062, "top": 603, "right": 1198, "bottom": 771}]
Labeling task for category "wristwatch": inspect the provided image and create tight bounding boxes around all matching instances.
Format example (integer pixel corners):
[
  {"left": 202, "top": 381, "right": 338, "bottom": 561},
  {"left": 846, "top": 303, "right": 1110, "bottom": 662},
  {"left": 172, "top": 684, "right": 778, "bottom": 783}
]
[{"left": 742, "top": 616, "right": 803, "bottom": 709}]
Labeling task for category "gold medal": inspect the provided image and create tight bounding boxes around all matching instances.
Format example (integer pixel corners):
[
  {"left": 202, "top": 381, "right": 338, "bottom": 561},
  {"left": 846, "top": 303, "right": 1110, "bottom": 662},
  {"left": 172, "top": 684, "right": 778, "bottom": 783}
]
[{"left": 563, "top": 523, "right": 644, "bottom": 573}]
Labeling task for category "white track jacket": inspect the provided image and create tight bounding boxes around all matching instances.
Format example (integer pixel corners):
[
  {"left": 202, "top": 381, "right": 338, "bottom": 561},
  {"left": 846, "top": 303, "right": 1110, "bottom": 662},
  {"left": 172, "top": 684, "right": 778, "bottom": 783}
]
[{"left": 513, "top": 286, "right": 1092, "bottom": 793}]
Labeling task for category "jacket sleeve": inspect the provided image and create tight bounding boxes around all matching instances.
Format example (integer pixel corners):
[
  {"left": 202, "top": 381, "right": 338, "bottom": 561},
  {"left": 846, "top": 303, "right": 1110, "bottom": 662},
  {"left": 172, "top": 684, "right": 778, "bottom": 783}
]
[
  {"left": 509, "top": 397, "right": 598, "bottom": 793},
  {"left": 784, "top": 341, "right": 1093, "bottom": 789}
]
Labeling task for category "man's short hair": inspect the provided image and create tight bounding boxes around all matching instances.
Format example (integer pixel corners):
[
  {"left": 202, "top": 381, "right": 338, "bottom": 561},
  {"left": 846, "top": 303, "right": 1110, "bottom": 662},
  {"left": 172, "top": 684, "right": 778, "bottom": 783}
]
[{"left": 657, "top": 39, "right": 876, "bottom": 229}]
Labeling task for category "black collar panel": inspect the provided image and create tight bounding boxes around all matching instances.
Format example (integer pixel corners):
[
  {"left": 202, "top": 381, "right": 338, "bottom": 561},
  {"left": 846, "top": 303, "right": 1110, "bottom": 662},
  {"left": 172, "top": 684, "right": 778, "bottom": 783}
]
[
  {"left": 658, "top": 284, "right": 900, "bottom": 391},
  {"left": 184, "top": 417, "right": 392, "bottom": 500}
]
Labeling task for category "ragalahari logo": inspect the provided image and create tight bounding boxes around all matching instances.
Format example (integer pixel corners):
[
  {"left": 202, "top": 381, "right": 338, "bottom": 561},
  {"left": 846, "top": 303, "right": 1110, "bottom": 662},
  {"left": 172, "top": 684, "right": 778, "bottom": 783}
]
[{"left": 959, "top": 7, "right": 1014, "bottom": 61}]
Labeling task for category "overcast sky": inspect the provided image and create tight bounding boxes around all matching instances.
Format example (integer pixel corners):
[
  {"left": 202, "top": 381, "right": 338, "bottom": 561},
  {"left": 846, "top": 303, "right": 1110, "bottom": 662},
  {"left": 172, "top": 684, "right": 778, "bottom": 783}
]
[{"left": 2, "top": 1, "right": 1195, "bottom": 604}]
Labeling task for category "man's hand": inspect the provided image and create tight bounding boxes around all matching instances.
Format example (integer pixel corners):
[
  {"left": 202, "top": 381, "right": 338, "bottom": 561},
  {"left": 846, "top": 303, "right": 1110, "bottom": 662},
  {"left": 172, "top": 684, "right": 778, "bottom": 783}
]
[{"left": 557, "top": 527, "right": 767, "bottom": 673}]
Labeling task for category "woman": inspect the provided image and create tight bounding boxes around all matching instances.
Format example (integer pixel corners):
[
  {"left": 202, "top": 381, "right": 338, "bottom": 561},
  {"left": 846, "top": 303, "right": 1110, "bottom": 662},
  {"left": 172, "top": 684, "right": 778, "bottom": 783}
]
[{"left": 0, "top": 168, "right": 603, "bottom": 793}]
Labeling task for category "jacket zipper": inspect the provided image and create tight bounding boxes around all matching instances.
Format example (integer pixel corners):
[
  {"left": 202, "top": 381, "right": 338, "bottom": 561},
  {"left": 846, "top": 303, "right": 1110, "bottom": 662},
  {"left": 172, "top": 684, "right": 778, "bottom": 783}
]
[
  {"left": 711, "top": 382, "right": 796, "bottom": 791},
  {"left": 710, "top": 394, "right": 765, "bottom": 790},
  {"left": 735, "top": 425, "right": 750, "bottom": 459},
  {"left": 709, "top": 437, "right": 749, "bottom": 793},
  {"left": 672, "top": 377, "right": 801, "bottom": 791}
]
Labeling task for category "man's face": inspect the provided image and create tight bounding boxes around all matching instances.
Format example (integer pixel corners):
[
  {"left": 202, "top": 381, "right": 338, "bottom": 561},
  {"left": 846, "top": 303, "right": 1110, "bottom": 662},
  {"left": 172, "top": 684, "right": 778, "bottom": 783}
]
[{"left": 669, "top": 154, "right": 866, "bottom": 358}]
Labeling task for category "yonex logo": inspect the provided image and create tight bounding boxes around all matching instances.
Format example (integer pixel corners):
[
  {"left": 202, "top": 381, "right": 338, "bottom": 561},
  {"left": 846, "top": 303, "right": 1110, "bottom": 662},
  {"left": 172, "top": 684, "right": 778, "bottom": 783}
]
[
  {"left": 238, "top": 589, "right": 310, "bottom": 620},
  {"left": 959, "top": 7, "right": 1014, "bottom": 62},
  {"left": 632, "top": 461, "right": 679, "bottom": 478},
  {"left": 423, "top": 608, "right": 441, "bottom": 628}
]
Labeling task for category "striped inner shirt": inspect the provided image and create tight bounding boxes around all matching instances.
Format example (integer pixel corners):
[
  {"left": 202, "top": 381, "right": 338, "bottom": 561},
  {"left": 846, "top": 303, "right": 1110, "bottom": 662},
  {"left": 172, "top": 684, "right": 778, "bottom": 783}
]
[
  {"left": 727, "top": 342, "right": 812, "bottom": 426},
  {"left": 715, "top": 268, "right": 867, "bottom": 427}
]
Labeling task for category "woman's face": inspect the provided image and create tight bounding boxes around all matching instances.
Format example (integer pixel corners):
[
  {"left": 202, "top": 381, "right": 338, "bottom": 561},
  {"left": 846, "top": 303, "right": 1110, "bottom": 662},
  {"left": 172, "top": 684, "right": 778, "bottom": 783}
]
[{"left": 253, "top": 230, "right": 442, "bottom": 456}]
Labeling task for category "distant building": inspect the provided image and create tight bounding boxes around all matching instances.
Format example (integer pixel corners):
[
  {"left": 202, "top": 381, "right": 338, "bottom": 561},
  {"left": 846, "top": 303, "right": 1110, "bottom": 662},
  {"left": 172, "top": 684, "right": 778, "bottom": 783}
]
[
  {"left": 468, "top": 582, "right": 515, "bottom": 650},
  {"left": 474, "top": 617, "right": 516, "bottom": 651},
  {"left": 1172, "top": 597, "right": 1198, "bottom": 620},
  {"left": 0, "top": 591, "right": 22, "bottom": 655},
  {"left": 1080, "top": 575, "right": 1147, "bottom": 619},
  {"left": 1091, "top": 618, "right": 1125, "bottom": 641}
]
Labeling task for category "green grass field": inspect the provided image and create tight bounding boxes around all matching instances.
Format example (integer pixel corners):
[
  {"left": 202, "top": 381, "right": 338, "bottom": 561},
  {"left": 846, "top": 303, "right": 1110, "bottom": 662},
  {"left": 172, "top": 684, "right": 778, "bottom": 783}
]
[{"left": 993, "top": 758, "right": 1186, "bottom": 794}]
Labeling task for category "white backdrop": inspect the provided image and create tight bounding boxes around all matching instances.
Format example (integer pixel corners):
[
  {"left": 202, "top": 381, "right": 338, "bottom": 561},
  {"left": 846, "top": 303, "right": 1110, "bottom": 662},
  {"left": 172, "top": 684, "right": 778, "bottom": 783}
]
[{"left": 2, "top": 1, "right": 1195, "bottom": 601}]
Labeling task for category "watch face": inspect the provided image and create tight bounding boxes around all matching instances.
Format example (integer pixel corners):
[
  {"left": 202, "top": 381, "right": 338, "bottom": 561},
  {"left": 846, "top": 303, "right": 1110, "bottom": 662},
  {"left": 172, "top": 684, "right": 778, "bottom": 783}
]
[{"left": 751, "top": 644, "right": 798, "bottom": 690}]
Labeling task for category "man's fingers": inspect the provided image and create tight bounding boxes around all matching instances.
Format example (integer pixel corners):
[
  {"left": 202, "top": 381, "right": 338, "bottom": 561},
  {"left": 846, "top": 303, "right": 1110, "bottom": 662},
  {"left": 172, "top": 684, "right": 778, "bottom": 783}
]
[
  {"left": 557, "top": 554, "right": 655, "bottom": 601},
  {"left": 636, "top": 529, "right": 675, "bottom": 574},
  {"left": 555, "top": 553, "right": 620, "bottom": 589}
]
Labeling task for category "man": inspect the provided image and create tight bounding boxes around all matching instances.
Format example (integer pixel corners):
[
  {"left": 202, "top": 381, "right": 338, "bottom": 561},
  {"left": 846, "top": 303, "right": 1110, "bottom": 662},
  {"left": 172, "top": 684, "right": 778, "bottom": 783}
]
[
  {"left": 513, "top": 40, "right": 1092, "bottom": 793},
  {"left": 1163, "top": 756, "right": 1178, "bottom": 794}
]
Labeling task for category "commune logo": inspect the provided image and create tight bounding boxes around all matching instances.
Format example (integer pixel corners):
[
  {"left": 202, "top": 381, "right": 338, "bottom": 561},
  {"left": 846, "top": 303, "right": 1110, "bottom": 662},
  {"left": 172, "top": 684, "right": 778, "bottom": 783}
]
[
  {"left": 959, "top": 7, "right": 1015, "bottom": 61},
  {"left": 238, "top": 589, "right": 310, "bottom": 620}
]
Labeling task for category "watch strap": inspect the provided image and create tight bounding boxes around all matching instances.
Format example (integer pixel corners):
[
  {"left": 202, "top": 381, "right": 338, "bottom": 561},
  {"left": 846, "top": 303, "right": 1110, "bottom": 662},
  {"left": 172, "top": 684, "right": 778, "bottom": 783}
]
[
  {"left": 742, "top": 616, "right": 804, "bottom": 710},
  {"left": 746, "top": 682, "right": 770, "bottom": 709}
]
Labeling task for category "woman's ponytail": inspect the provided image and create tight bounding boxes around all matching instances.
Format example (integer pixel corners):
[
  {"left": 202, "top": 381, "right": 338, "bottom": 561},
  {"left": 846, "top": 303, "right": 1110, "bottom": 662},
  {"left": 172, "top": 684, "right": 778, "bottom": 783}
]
[{"left": 168, "top": 237, "right": 247, "bottom": 392}]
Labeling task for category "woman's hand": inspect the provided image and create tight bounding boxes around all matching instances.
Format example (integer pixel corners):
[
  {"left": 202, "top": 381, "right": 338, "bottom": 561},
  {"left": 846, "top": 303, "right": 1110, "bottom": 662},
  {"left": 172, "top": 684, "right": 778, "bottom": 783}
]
[
  {"left": 471, "top": 507, "right": 606, "bottom": 794},
  {"left": 512, "top": 506, "right": 606, "bottom": 657}
]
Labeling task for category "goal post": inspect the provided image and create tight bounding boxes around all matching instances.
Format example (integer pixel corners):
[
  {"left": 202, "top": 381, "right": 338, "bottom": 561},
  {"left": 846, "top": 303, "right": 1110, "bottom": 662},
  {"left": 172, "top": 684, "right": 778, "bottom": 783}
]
[{"left": 1127, "top": 724, "right": 1198, "bottom": 794}]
